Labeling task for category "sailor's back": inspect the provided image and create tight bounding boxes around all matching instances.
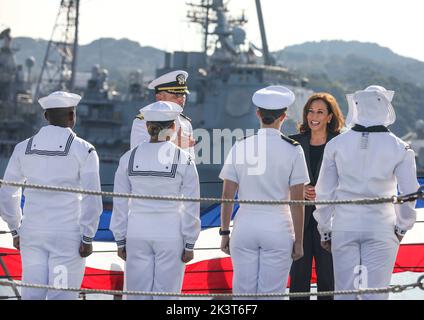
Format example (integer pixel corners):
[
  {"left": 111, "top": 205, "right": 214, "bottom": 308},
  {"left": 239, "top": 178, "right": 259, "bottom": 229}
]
[
  {"left": 321, "top": 128, "right": 417, "bottom": 232},
  {"left": 10, "top": 125, "right": 98, "bottom": 232},
  {"left": 224, "top": 128, "right": 307, "bottom": 216}
]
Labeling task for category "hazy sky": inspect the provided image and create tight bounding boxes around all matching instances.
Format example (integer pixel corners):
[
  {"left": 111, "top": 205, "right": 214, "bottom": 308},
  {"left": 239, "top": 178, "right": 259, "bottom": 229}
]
[{"left": 1, "top": 0, "right": 424, "bottom": 61}]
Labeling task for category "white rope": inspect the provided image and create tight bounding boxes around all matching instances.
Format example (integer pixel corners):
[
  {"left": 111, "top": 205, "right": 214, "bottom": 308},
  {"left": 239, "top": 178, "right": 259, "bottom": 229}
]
[
  {"left": 0, "top": 179, "right": 404, "bottom": 206},
  {"left": 0, "top": 277, "right": 423, "bottom": 298}
]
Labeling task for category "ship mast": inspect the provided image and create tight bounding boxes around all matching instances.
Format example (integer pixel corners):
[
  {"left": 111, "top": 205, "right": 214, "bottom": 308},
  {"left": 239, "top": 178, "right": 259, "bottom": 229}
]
[
  {"left": 35, "top": 0, "right": 80, "bottom": 98},
  {"left": 70, "top": 0, "right": 79, "bottom": 91},
  {"left": 255, "top": 0, "right": 273, "bottom": 66},
  {"left": 187, "top": 0, "right": 247, "bottom": 58},
  {"left": 187, "top": 0, "right": 213, "bottom": 55}
]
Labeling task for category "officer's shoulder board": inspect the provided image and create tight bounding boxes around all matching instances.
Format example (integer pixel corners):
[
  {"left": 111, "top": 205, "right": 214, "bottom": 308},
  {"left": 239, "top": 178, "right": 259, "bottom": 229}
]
[
  {"left": 280, "top": 134, "right": 300, "bottom": 146},
  {"left": 180, "top": 113, "right": 191, "bottom": 122},
  {"left": 88, "top": 147, "right": 96, "bottom": 154},
  {"left": 135, "top": 114, "right": 144, "bottom": 121}
]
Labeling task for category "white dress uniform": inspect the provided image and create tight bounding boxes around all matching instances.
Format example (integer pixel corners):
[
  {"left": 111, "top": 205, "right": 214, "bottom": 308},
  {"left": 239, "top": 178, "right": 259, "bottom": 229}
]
[
  {"left": 219, "top": 86, "right": 310, "bottom": 299},
  {"left": 0, "top": 91, "right": 103, "bottom": 300},
  {"left": 111, "top": 101, "right": 200, "bottom": 300},
  {"left": 314, "top": 85, "right": 419, "bottom": 300},
  {"left": 130, "top": 70, "right": 195, "bottom": 158}
]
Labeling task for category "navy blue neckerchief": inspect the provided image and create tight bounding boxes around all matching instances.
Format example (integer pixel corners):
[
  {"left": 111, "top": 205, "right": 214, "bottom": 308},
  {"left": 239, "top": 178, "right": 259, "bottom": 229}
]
[{"left": 351, "top": 124, "right": 389, "bottom": 133}]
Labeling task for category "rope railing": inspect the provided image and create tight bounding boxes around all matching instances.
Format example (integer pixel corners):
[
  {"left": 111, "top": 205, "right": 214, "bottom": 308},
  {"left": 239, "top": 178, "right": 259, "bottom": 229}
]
[
  {"left": 100, "top": 181, "right": 223, "bottom": 187},
  {"left": 0, "top": 180, "right": 423, "bottom": 299},
  {"left": 1, "top": 179, "right": 423, "bottom": 206},
  {"left": 0, "top": 276, "right": 422, "bottom": 298}
]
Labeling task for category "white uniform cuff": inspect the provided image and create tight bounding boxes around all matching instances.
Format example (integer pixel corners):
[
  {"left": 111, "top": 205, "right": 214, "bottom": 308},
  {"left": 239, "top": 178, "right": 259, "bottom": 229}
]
[
  {"left": 116, "top": 239, "right": 126, "bottom": 248},
  {"left": 185, "top": 242, "right": 195, "bottom": 251},
  {"left": 395, "top": 226, "right": 407, "bottom": 237},
  {"left": 321, "top": 232, "right": 332, "bottom": 242},
  {"left": 82, "top": 235, "right": 93, "bottom": 244}
]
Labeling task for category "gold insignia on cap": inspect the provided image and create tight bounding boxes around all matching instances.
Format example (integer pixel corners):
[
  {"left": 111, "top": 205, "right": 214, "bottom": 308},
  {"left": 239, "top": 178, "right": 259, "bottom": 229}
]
[{"left": 176, "top": 74, "right": 186, "bottom": 85}]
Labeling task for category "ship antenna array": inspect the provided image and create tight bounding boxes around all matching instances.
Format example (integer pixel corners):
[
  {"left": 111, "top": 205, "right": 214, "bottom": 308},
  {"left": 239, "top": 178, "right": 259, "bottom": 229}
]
[
  {"left": 186, "top": 0, "right": 247, "bottom": 55},
  {"left": 186, "top": 0, "right": 214, "bottom": 54},
  {"left": 35, "top": 0, "right": 80, "bottom": 99}
]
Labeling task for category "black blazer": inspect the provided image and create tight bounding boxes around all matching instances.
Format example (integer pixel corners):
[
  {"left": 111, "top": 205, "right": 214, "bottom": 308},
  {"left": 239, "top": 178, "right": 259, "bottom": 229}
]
[{"left": 289, "top": 131, "right": 338, "bottom": 227}]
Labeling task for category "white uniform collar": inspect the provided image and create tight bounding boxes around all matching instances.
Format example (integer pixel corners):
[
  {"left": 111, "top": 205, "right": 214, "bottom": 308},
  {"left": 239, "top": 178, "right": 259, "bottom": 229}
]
[
  {"left": 258, "top": 128, "right": 282, "bottom": 136},
  {"left": 27, "top": 125, "right": 76, "bottom": 155},
  {"left": 40, "top": 125, "right": 75, "bottom": 135}
]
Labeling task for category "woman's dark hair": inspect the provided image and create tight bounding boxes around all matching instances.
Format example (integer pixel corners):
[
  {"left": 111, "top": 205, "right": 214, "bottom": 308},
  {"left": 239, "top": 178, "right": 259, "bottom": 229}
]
[
  {"left": 299, "top": 93, "right": 345, "bottom": 134},
  {"left": 258, "top": 107, "right": 287, "bottom": 125},
  {"left": 146, "top": 120, "right": 175, "bottom": 137}
]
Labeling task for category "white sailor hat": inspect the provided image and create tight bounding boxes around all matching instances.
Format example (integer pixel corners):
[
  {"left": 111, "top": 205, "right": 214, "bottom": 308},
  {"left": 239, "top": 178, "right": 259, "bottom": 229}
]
[
  {"left": 252, "top": 85, "right": 295, "bottom": 110},
  {"left": 38, "top": 91, "right": 82, "bottom": 110},
  {"left": 148, "top": 70, "right": 189, "bottom": 94},
  {"left": 346, "top": 85, "right": 396, "bottom": 127},
  {"left": 141, "top": 101, "right": 183, "bottom": 122}
]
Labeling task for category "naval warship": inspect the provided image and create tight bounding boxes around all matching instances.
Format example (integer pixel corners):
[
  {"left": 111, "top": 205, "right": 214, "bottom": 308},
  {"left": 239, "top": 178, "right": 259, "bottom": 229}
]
[
  {"left": 0, "top": 0, "right": 313, "bottom": 210},
  {"left": 0, "top": 26, "right": 148, "bottom": 201},
  {"left": 402, "top": 120, "right": 424, "bottom": 175},
  {"left": 1, "top": 1, "right": 423, "bottom": 301},
  {"left": 76, "top": 0, "right": 314, "bottom": 208},
  {"left": 158, "top": 0, "right": 313, "bottom": 204},
  {"left": 74, "top": 65, "right": 148, "bottom": 201},
  {"left": 44, "top": 0, "right": 312, "bottom": 207},
  {"left": 0, "top": 28, "right": 38, "bottom": 178}
]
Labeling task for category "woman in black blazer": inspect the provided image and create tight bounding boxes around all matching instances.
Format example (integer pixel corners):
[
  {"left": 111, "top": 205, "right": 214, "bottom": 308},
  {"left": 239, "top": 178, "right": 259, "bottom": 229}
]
[{"left": 289, "top": 93, "right": 345, "bottom": 300}]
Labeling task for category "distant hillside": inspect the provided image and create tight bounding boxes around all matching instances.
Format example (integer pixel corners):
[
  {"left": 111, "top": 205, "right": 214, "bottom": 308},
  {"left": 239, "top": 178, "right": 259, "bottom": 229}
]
[
  {"left": 77, "top": 38, "right": 164, "bottom": 78},
  {"left": 274, "top": 41, "right": 424, "bottom": 136},
  {"left": 12, "top": 37, "right": 165, "bottom": 84},
  {"left": 10, "top": 37, "right": 424, "bottom": 136},
  {"left": 275, "top": 40, "right": 424, "bottom": 86}
]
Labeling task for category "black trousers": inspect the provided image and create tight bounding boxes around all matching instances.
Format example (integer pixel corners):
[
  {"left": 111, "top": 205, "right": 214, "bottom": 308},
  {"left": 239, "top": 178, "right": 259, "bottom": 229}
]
[{"left": 289, "top": 215, "right": 334, "bottom": 300}]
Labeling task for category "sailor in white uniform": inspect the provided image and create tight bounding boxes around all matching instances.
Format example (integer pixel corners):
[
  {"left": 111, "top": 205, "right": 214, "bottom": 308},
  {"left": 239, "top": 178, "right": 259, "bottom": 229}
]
[
  {"left": 111, "top": 101, "right": 200, "bottom": 300},
  {"left": 130, "top": 70, "right": 195, "bottom": 158},
  {"left": 219, "top": 86, "right": 309, "bottom": 299},
  {"left": 314, "top": 85, "right": 419, "bottom": 300},
  {"left": 0, "top": 91, "right": 103, "bottom": 300}
]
